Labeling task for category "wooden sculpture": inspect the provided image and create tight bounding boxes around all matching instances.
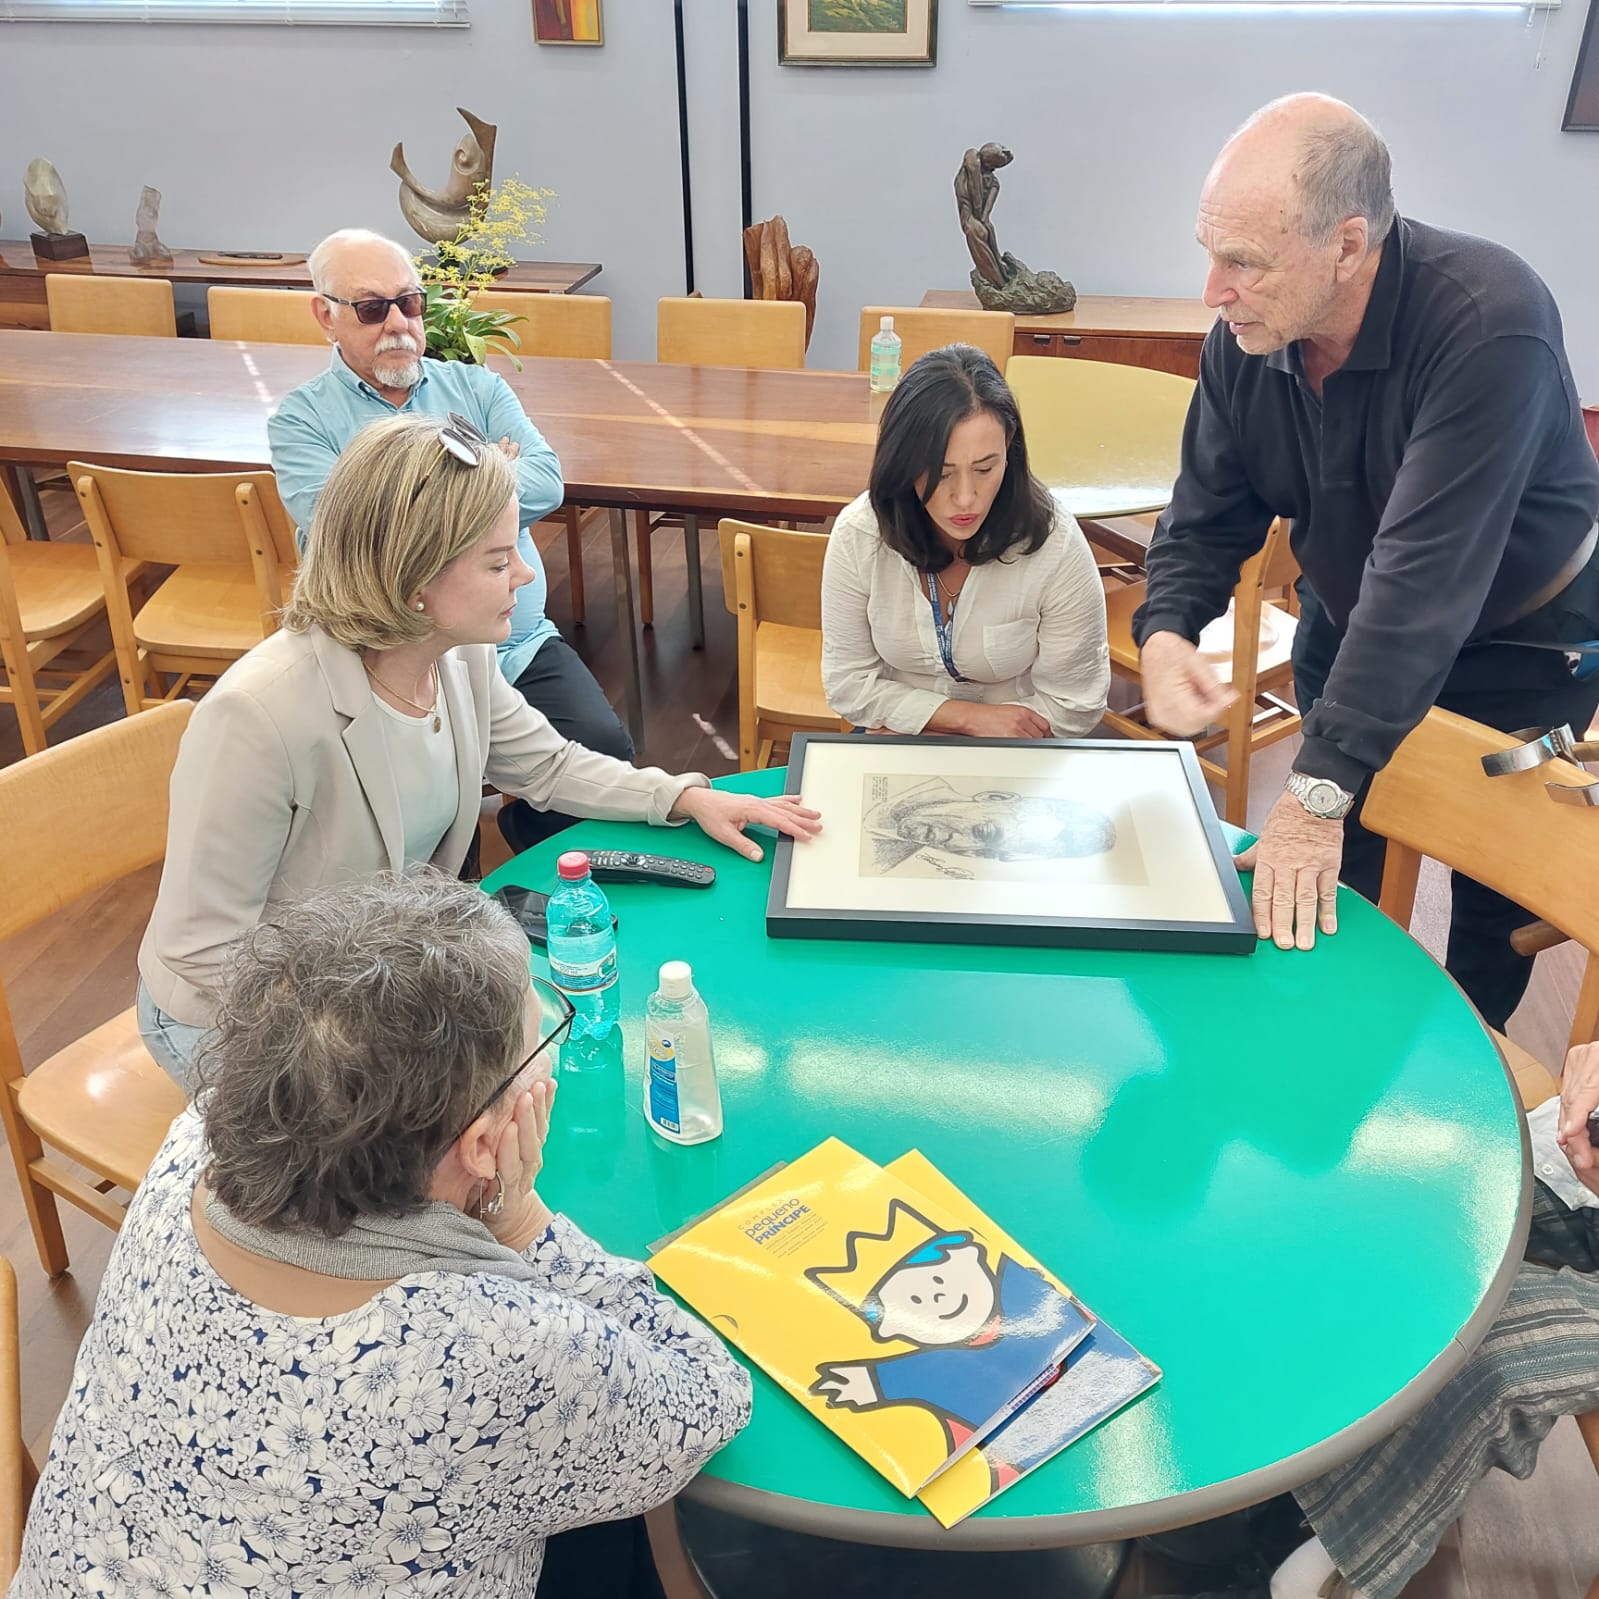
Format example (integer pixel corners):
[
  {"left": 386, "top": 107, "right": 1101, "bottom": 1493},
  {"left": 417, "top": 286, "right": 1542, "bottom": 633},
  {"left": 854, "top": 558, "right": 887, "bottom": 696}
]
[
  {"left": 391, "top": 107, "right": 498, "bottom": 245},
  {"left": 744, "top": 215, "right": 819, "bottom": 352}
]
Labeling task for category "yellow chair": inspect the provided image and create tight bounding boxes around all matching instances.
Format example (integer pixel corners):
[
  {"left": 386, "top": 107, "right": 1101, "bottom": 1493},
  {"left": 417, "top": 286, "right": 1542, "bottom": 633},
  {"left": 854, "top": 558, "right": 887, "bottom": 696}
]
[
  {"left": 1003, "top": 355, "right": 1194, "bottom": 519},
  {"left": 44, "top": 275, "right": 176, "bottom": 338},
  {"left": 468, "top": 290, "right": 613, "bottom": 360},
  {"left": 1102, "top": 520, "right": 1301, "bottom": 827},
  {"left": 856, "top": 305, "right": 1015, "bottom": 376},
  {"left": 0, "top": 476, "right": 140, "bottom": 756},
  {"left": 638, "top": 299, "right": 809, "bottom": 648},
  {"left": 73, "top": 463, "right": 297, "bottom": 717},
  {"left": 0, "top": 1256, "right": 32, "bottom": 1580},
  {"left": 468, "top": 292, "right": 616, "bottom": 626},
  {"left": 207, "top": 286, "right": 324, "bottom": 346},
  {"left": 718, "top": 519, "right": 849, "bottom": 770},
  {"left": 0, "top": 701, "right": 191, "bottom": 1277},
  {"left": 1364, "top": 706, "right": 1599, "bottom": 1053}
]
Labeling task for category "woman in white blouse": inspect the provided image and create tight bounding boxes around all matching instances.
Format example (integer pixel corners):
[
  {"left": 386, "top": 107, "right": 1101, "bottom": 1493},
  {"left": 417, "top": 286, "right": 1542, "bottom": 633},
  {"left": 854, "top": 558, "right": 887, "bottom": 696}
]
[
  {"left": 137, "top": 412, "right": 819, "bottom": 1088},
  {"left": 821, "top": 344, "right": 1109, "bottom": 738},
  {"left": 19, "top": 873, "right": 751, "bottom": 1597}
]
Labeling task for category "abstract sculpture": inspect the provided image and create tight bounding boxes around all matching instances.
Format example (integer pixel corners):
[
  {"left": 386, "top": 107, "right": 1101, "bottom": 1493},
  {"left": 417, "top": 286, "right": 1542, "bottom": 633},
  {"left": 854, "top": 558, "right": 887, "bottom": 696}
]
[
  {"left": 129, "top": 186, "right": 173, "bottom": 265},
  {"left": 954, "top": 143, "right": 1074, "bottom": 316},
  {"left": 24, "top": 158, "right": 89, "bottom": 261},
  {"left": 743, "top": 215, "right": 819, "bottom": 352},
  {"left": 391, "top": 107, "right": 498, "bottom": 245}
]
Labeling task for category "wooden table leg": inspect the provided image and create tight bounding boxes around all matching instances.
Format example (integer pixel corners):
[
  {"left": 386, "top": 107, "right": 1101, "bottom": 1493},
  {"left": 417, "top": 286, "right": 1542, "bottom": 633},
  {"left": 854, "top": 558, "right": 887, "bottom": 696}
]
[
  {"left": 0, "top": 464, "right": 48, "bottom": 540},
  {"left": 609, "top": 506, "right": 645, "bottom": 750},
  {"left": 684, "top": 512, "right": 706, "bottom": 651}
]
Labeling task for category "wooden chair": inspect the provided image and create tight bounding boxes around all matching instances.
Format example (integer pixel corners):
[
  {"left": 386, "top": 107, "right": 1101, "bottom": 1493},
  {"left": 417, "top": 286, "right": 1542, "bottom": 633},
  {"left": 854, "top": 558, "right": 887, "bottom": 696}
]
[
  {"left": 856, "top": 305, "right": 1016, "bottom": 376},
  {"left": 637, "top": 299, "right": 810, "bottom": 649},
  {"left": 0, "top": 475, "right": 138, "bottom": 756},
  {"left": 207, "top": 286, "right": 324, "bottom": 346},
  {"left": 1102, "top": 520, "right": 1301, "bottom": 826},
  {"left": 44, "top": 274, "right": 176, "bottom": 339},
  {"left": 0, "top": 701, "right": 191, "bottom": 1277},
  {"left": 718, "top": 518, "right": 848, "bottom": 770},
  {"left": 0, "top": 1255, "right": 32, "bottom": 1580},
  {"left": 72, "top": 463, "right": 297, "bottom": 718},
  {"left": 1364, "top": 706, "right": 1599, "bottom": 1556},
  {"left": 468, "top": 291, "right": 616, "bottom": 626},
  {"left": 1364, "top": 706, "right": 1599, "bottom": 1054}
]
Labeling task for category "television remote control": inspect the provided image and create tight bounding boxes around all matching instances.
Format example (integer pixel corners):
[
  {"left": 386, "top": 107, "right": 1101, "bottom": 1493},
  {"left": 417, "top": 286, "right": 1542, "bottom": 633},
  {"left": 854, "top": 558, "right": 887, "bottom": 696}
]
[{"left": 585, "top": 851, "right": 716, "bottom": 888}]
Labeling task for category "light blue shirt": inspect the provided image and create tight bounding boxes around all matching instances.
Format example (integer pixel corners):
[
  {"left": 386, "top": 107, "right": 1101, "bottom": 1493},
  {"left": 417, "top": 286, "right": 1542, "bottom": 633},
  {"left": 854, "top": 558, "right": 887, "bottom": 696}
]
[{"left": 268, "top": 346, "right": 566, "bottom": 682}]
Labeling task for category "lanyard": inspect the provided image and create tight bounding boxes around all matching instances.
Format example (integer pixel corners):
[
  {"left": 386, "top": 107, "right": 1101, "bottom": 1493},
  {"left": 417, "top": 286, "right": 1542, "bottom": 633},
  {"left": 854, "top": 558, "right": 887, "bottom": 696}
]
[{"left": 923, "top": 573, "right": 972, "bottom": 684}]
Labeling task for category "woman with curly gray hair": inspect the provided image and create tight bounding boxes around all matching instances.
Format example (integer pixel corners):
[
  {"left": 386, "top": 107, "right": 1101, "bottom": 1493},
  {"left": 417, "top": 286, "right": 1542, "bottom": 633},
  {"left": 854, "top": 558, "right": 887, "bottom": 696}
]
[{"left": 17, "top": 872, "right": 750, "bottom": 1598}]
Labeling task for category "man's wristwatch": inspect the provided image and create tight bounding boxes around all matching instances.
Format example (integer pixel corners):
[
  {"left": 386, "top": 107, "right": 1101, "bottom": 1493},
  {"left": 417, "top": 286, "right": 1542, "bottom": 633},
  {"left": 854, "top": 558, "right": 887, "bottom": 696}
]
[{"left": 1285, "top": 770, "right": 1356, "bottom": 820}]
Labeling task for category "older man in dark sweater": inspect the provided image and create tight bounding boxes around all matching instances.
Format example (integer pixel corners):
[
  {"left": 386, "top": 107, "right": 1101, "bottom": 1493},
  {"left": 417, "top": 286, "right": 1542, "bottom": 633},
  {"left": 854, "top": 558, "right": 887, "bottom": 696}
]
[{"left": 1133, "top": 93, "right": 1599, "bottom": 1028}]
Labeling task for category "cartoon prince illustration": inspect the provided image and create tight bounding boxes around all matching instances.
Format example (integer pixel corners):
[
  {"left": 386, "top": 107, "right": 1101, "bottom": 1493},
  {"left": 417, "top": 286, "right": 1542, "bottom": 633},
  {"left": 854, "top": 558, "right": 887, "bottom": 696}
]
[{"left": 806, "top": 1200, "right": 1091, "bottom": 1488}]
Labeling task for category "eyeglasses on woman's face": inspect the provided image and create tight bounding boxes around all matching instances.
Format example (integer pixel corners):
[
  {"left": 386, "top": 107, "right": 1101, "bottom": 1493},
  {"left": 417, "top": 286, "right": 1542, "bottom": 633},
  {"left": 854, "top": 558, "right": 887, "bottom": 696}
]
[{"left": 452, "top": 975, "right": 575, "bottom": 1143}]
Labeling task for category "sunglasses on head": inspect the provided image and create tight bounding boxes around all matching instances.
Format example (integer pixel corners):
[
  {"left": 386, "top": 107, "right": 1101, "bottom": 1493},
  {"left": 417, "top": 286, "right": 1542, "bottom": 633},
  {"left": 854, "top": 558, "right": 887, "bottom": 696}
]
[
  {"left": 409, "top": 413, "right": 490, "bottom": 505},
  {"left": 323, "top": 289, "right": 426, "bottom": 325}
]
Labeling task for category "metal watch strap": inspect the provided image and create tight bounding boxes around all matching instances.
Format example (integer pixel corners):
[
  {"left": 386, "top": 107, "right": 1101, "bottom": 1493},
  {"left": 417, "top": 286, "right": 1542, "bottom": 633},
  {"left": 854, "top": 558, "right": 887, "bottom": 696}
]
[{"left": 1286, "top": 770, "right": 1355, "bottom": 819}]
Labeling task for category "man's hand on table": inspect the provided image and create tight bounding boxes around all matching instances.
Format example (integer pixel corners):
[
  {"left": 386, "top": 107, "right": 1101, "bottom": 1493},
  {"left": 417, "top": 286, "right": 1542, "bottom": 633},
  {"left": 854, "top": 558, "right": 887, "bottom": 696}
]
[
  {"left": 670, "top": 786, "right": 823, "bottom": 863},
  {"left": 1557, "top": 1041, "right": 1599, "bottom": 1199},
  {"left": 1233, "top": 790, "right": 1343, "bottom": 952},
  {"left": 1139, "top": 631, "right": 1238, "bottom": 736}
]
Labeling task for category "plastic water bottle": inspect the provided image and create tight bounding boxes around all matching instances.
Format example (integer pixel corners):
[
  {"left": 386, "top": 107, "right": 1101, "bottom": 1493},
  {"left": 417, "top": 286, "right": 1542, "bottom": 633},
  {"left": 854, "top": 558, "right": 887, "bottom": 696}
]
[
  {"left": 869, "top": 315, "right": 902, "bottom": 394},
  {"left": 643, "top": 961, "right": 723, "bottom": 1145},
  {"left": 546, "top": 850, "right": 620, "bottom": 1043}
]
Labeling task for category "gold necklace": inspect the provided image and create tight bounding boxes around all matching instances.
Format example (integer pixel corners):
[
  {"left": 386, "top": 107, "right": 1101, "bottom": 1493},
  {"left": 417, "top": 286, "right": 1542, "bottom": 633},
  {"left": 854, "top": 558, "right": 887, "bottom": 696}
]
[{"left": 364, "top": 659, "right": 442, "bottom": 733}]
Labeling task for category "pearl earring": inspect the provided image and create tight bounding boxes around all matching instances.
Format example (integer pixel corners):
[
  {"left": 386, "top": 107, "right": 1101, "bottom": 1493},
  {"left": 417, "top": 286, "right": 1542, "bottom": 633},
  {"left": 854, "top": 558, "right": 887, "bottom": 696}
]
[{"left": 415, "top": 601, "right": 425, "bottom": 612}]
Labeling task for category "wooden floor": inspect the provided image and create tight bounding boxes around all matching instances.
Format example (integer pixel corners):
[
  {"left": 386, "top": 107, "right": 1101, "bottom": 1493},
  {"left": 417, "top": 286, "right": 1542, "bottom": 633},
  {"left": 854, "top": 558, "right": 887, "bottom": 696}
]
[{"left": 2, "top": 492, "right": 1594, "bottom": 1595}]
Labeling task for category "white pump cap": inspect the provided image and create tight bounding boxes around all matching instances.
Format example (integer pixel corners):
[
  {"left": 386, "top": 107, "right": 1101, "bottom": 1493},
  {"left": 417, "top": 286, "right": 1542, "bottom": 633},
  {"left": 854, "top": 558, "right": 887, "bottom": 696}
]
[
  {"left": 658, "top": 960, "right": 695, "bottom": 999},
  {"left": 879, "top": 315, "right": 894, "bottom": 333}
]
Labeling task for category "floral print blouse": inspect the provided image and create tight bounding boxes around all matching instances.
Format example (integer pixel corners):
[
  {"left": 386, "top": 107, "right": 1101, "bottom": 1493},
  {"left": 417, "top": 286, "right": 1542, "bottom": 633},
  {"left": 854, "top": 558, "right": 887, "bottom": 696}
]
[{"left": 13, "top": 1110, "right": 751, "bottom": 1597}]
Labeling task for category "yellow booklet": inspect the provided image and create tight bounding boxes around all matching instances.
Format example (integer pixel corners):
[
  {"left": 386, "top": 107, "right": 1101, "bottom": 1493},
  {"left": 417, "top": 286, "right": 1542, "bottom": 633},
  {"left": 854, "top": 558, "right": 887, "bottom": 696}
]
[
  {"left": 888, "top": 1152, "right": 1162, "bottom": 1527},
  {"left": 649, "top": 1137, "right": 1095, "bottom": 1499}
]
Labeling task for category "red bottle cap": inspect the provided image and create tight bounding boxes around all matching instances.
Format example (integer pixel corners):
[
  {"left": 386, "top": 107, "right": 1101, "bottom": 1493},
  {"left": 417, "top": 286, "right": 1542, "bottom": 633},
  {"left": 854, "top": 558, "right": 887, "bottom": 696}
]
[{"left": 556, "top": 851, "right": 591, "bottom": 881}]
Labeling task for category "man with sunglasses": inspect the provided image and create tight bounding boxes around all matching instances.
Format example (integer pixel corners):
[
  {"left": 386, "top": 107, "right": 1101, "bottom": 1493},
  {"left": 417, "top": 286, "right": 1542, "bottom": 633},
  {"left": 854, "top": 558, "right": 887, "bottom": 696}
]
[{"left": 269, "top": 228, "right": 632, "bottom": 853}]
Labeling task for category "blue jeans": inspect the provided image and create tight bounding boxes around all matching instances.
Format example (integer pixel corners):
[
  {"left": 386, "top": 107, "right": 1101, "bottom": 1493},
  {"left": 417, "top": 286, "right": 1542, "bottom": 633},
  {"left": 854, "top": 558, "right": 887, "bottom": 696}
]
[{"left": 136, "top": 980, "right": 209, "bottom": 1094}]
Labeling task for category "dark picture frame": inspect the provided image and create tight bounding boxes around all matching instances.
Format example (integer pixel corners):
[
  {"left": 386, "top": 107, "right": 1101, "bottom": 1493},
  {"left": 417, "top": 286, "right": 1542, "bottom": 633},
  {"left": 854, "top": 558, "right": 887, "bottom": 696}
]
[
  {"left": 767, "top": 734, "right": 1255, "bottom": 954},
  {"left": 778, "top": 0, "right": 938, "bottom": 67},
  {"left": 1565, "top": 0, "right": 1599, "bottom": 130}
]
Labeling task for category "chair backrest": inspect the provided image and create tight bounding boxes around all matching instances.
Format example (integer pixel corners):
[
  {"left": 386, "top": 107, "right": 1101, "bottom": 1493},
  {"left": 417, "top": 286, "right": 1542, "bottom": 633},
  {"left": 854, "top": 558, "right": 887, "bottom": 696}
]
[
  {"left": 70, "top": 461, "right": 295, "bottom": 570},
  {"left": 469, "top": 291, "right": 613, "bottom": 359},
  {"left": 207, "top": 286, "right": 324, "bottom": 346},
  {"left": 658, "top": 297, "right": 806, "bottom": 370},
  {"left": 1363, "top": 707, "right": 1599, "bottom": 1045},
  {"left": 45, "top": 274, "right": 176, "bottom": 338},
  {"left": 1003, "top": 355, "right": 1195, "bottom": 502},
  {"left": 0, "top": 1255, "right": 27, "bottom": 1582},
  {"left": 719, "top": 519, "right": 830, "bottom": 630},
  {"left": 0, "top": 698, "right": 193, "bottom": 942},
  {"left": 857, "top": 306, "right": 1015, "bottom": 376}
]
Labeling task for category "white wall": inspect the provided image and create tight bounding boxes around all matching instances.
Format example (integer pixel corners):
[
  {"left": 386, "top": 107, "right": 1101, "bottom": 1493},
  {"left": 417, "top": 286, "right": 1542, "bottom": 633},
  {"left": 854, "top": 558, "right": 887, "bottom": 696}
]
[{"left": 2, "top": 0, "right": 1597, "bottom": 387}]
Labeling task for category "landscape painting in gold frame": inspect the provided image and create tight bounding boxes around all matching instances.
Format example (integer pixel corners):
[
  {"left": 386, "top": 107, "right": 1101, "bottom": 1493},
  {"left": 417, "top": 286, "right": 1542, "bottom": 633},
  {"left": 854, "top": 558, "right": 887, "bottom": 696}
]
[
  {"left": 779, "top": 0, "right": 937, "bottom": 66},
  {"left": 534, "top": 0, "right": 602, "bottom": 46}
]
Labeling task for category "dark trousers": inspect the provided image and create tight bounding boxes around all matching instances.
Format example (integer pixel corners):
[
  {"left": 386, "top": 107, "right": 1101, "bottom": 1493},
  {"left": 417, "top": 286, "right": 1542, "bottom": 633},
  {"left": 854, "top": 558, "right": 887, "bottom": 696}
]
[
  {"left": 1293, "top": 579, "right": 1599, "bottom": 1031},
  {"left": 539, "top": 1517, "right": 666, "bottom": 1599},
  {"left": 501, "top": 636, "right": 636, "bottom": 852}
]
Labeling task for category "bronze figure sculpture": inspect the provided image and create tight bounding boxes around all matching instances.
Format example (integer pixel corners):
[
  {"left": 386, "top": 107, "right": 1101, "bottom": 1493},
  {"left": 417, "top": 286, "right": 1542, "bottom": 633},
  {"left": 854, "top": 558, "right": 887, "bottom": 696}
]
[{"left": 954, "top": 143, "right": 1075, "bottom": 316}]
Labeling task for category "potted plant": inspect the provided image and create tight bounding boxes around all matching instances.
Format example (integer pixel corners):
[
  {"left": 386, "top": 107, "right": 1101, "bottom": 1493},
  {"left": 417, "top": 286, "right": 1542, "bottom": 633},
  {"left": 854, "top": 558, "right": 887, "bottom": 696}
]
[{"left": 418, "top": 176, "right": 555, "bottom": 366}]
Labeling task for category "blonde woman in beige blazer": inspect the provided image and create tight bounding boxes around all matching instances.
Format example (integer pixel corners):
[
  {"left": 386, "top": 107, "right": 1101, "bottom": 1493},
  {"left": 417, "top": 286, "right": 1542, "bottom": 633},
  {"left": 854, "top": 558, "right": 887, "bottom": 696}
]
[{"left": 138, "top": 413, "right": 820, "bottom": 1086}]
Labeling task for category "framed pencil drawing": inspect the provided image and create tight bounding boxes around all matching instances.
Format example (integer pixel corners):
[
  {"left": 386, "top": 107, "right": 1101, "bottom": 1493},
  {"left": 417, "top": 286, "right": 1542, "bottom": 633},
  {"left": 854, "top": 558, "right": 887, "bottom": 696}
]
[
  {"left": 767, "top": 735, "right": 1255, "bottom": 953},
  {"left": 779, "top": 0, "right": 937, "bottom": 66},
  {"left": 1566, "top": 0, "right": 1599, "bottom": 130},
  {"left": 534, "top": 0, "right": 602, "bottom": 45}
]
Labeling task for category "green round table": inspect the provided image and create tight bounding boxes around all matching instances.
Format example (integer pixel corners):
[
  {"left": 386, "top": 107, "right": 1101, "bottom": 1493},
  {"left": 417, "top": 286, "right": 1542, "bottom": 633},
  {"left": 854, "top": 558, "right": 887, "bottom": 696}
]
[{"left": 484, "top": 768, "right": 1529, "bottom": 1554}]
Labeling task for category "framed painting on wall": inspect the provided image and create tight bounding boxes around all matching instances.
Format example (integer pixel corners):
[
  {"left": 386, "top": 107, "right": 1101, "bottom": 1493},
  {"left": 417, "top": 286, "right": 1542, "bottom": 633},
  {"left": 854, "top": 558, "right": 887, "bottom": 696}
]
[
  {"left": 534, "top": 0, "right": 602, "bottom": 46},
  {"left": 1566, "top": 0, "right": 1599, "bottom": 129},
  {"left": 779, "top": 0, "right": 937, "bottom": 66},
  {"left": 766, "top": 734, "right": 1256, "bottom": 953}
]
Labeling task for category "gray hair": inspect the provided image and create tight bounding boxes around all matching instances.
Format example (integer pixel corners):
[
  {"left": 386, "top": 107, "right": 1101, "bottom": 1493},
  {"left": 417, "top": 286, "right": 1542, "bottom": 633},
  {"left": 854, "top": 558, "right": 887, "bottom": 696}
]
[
  {"left": 199, "top": 871, "right": 531, "bottom": 1237},
  {"left": 307, "top": 227, "right": 416, "bottom": 296},
  {"left": 1239, "top": 96, "right": 1395, "bottom": 247}
]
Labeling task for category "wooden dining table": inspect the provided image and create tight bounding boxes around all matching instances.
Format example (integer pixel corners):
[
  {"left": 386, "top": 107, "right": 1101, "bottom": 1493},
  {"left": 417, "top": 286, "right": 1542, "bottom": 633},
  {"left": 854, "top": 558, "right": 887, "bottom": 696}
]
[{"left": 0, "top": 330, "right": 1183, "bottom": 745}]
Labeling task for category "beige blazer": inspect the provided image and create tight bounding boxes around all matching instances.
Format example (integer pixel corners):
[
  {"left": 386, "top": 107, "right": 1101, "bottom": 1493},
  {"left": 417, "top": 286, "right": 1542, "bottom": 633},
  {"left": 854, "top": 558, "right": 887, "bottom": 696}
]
[{"left": 139, "top": 624, "right": 705, "bottom": 1027}]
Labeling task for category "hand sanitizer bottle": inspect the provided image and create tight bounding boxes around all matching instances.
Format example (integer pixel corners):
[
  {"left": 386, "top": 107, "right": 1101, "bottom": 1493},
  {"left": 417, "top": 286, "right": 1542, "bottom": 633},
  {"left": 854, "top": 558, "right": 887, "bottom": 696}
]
[
  {"left": 643, "top": 961, "right": 723, "bottom": 1145},
  {"left": 869, "top": 315, "right": 902, "bottom": 394}
]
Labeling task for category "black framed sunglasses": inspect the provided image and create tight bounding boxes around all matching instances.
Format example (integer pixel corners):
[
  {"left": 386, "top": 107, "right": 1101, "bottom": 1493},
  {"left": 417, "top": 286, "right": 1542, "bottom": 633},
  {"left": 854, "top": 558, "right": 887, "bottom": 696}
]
[
  {"left": 453, "top": 975, "right": 575, "bottom": 1142},
  {"left": 322, "top": 289, "right": 426, "bottom": 325}
]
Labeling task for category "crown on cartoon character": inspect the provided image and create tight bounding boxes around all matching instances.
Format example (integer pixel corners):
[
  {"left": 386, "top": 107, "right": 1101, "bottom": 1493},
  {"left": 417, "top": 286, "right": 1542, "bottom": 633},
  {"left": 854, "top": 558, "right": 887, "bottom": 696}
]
[{"left": 805, "top": 1200, "right": 974, "bottom": 1334}]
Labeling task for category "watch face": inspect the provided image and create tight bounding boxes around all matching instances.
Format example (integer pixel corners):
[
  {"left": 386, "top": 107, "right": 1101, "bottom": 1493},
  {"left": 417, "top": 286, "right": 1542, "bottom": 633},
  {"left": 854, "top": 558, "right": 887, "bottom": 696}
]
[{"left": 1308, "top": 780, "right": 1338, "bottom": 811}]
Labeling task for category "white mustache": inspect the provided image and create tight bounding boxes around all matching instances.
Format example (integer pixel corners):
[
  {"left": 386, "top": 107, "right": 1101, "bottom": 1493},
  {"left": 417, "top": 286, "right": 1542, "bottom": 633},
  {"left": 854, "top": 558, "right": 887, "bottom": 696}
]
[{"left": 375, "top": 334, "right": 419, "bottom": 355}]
